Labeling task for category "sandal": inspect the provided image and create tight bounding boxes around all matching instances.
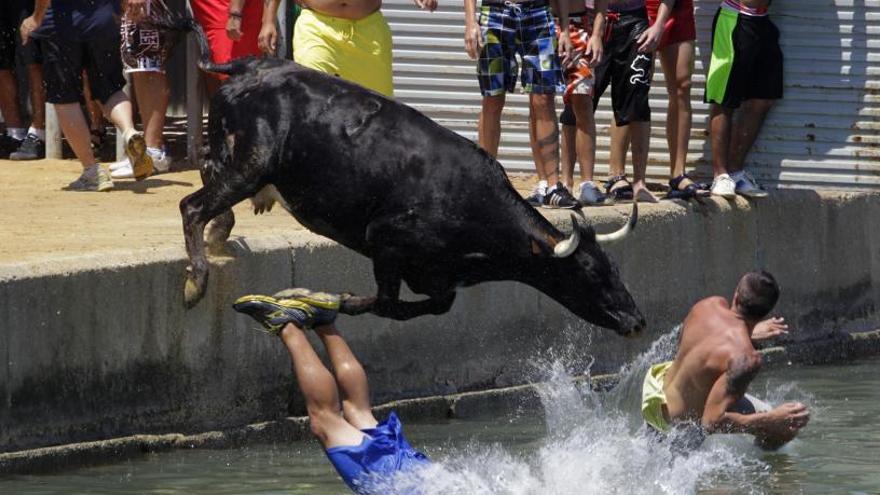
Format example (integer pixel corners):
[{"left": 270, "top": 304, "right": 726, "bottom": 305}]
[
  {"left": 667, "top": 174, "right": 700, "bottom": 200},
  {"left": 604, "top": 174, "right": 633, "bottom": 201}
]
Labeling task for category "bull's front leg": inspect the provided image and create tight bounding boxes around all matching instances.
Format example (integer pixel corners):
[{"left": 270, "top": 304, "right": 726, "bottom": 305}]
[{"left": 362, "top": 263, "right": 457, "bottom": 320}]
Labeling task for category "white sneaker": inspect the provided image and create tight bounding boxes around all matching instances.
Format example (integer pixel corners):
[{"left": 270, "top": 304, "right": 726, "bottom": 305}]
[
  {"left": 711, "top": 173, "right": 737, "bottom": 199},
  {"left": 730, "top": 170, "right": 769, "bottom": 198},
  {"left": 109, "top": 149, "right": 170, "bottom": 179}
]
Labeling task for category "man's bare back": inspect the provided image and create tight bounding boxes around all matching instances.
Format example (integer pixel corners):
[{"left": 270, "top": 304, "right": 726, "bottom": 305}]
[{"left": 642, "top": 272, "right": 809, "bottom": 450}]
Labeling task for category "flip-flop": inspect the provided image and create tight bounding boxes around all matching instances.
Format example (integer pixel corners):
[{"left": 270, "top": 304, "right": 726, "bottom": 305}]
[{"left": 604, "top": 174, "right": 633, "bottom": 201}]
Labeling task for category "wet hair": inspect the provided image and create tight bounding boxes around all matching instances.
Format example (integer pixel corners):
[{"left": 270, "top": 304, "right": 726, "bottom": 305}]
[{"left": 734, "top": 271, "right": 780, "bottom": 321}]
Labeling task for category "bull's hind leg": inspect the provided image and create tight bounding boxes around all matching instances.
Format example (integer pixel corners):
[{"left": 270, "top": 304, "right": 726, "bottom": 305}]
[{"left": 180, "top": 185, "right": 253, "bottom": 308}]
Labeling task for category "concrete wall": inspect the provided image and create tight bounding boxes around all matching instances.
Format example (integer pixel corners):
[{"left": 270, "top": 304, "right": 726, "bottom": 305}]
[{"left": 2, "top": 191, "right": 879, "bottom": 452}]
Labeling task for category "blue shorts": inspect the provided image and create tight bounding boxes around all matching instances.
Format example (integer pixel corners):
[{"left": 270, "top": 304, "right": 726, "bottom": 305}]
[
  {"left": 476, "top": 3, "right": 564, "bottom": 95},
  {"left": 325, "top": 412, "right": 430, "bottom": 494}
]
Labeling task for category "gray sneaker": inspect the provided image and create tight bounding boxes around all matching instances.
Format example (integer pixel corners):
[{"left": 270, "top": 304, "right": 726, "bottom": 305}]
[
  {"left": 578, "top": 181, "right": 607, "bottom": 206},
  {"left": 65, "top": 165, "right": 113, "bottom": 192},
  {"left": 731, "top": 170, "right": 769, "bottom": 198}
]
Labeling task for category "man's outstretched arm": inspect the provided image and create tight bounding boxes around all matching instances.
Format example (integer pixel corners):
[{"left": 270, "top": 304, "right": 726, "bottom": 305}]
[{"left": 702, "top": 354, "right": 809, "bottom": 449}]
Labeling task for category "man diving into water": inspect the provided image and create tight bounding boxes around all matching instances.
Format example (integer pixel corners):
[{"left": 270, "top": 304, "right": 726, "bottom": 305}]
[
  {"left": 642, "top": 271, "right": 810, "bottom": 450},
  {"left": 233, "top": 289, "right": 430, "bottom": 493}
]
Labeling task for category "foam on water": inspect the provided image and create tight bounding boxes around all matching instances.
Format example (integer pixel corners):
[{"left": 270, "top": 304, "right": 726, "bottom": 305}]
[{"left": 367, "top": 326, "right": 776, "bottom": 495}]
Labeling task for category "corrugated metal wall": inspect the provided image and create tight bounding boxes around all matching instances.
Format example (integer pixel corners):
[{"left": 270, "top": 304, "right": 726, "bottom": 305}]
[{"left": 385, "top": 0, "right": 880, "bottom": 191}]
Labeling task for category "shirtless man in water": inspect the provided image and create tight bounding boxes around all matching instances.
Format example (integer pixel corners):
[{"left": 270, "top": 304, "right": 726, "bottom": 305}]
[
  {"left": 259, "top": 0, "right": 437, "bottom": 97},
  {"left": 642, "top": 271, "right": 810, "bottom": 450}
]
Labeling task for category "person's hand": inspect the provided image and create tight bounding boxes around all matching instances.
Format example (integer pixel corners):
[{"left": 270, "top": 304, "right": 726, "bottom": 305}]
[
  {"left": 464, "top": 22, "right": 482, "bottom": 60},
  {"left": 753, "top": 317, "right": 789, "bottom": 341},
  {"left": 636, "top": 24, "right": 663, "bottom": 53},
  {"left": 258, "top": 22, "right": 278, "bottom": 54},
  {"left": 756, "top": 402, "right": 810, "bottom": 450},
  {"left": 19, "top": 15, "right": 41, "bottom": 45},
  {"left": 226, "top": 15, "right": 243, "bottom": 41},
  {"left": 585, "top": 32, "right": 604, "bottom": 67},
  {"left": 558, "top": 32, "right": 574, "bottom": 67},
  {"left": 126, "top": 0, "right": 148, "bottom": 22},
  {"left": 413, "top": 0, "right": 438, "bottom": 12}
]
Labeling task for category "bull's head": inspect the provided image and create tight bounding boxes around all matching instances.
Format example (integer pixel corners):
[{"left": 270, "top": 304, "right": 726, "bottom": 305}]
[{"left": 529, "top": 203, "right": 645, "bottom": 336}]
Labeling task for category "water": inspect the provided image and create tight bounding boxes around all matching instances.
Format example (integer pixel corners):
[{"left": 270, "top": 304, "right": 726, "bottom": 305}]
[{"left": 2, "top": 333, "right": 879, "bottom": 494}]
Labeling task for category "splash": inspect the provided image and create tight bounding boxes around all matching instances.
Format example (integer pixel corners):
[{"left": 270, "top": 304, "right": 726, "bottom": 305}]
[{"left": 369, "top": 327, "right": 773, "bottom": 495}]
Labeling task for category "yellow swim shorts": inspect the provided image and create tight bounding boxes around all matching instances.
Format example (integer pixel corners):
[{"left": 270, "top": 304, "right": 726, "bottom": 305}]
[
  {"left": 641, "top": 361, "right": 674, "bottom": 433},
  {"left": 293, "top": 9, "right": 394, "bottom": 97}
]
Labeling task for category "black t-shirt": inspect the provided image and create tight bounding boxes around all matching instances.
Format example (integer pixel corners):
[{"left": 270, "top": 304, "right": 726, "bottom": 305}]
[{"left": 31, "top": 0, "right": 121, "bottom": 40}]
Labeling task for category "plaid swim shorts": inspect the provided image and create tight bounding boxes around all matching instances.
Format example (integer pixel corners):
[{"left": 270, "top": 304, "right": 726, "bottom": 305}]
[{"left": 476, "top": 2, "right": 564, "bottom": 95}]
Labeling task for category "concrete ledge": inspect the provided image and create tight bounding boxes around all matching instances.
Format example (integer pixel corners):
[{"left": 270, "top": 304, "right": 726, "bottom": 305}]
[
  {"left": 2, "top": 329, "right": 876, "bottom": 475},
  {"left": 2, "top": 191, "right": 879, "bottom": 452}
]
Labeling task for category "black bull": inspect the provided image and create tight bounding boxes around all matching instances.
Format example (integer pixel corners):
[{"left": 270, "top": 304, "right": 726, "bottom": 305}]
[{"left": 179, "top": 29, "right": 646, "bottom": 335}]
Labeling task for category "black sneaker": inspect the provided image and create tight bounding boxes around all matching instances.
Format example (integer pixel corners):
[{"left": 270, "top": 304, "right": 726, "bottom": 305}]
[
  {"left": 0, "top": 134, "right": 23, "bottom": 159},
  {"left": 542, "top": 183, "right": 581, "bottom": 209},
  {"left": 9, "top": 133, "right": 45, "bottom": 160}
]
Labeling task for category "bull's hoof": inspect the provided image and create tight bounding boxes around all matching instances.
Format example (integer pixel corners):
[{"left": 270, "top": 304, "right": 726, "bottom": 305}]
[{"left": 184, "top": 276, "right": 206, "bottom": 309}]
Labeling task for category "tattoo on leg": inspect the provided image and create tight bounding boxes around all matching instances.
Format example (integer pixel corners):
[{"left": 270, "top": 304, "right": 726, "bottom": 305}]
[{"left": 537, "top": 129, "right": 560, "bottom": 163}]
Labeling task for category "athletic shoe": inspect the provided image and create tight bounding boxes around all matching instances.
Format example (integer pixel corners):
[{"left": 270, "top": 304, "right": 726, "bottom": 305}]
[
  {"left": 0, "top": 134, "right": 22, "bottom": 159},
  {"left": 233, "top": 289, "right": 340, "bottom": 333},
  {"left": 578, "top": 181, "right": 607, "bottom": 206},
  {"left": 542, "top": 183, "right": 581, "bottom": 209},
  {"left": 730, "top": 170, "right": 769, "bottom": 198},
  {"left": 64, "top": 165, "right": 113, "bottom": 192},
  {"left": 9, "top": 133, "right": 45, "bottom": 160},
  {"left": 110, "top": 149, "right": 171, "bottom": 179},
  {"left": 711, "top": 173, "right": 737, "bottom": 199},
  {"left": 122, "top": 128, "right": 153, "bottom": 181}
]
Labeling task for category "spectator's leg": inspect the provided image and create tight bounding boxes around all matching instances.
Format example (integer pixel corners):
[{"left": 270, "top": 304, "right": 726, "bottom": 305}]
[
  {"left": 82, "top": 72, "right": 105, "bottom": 138},
  {"left": 560, "top": 122, "right": 576, "bottom": 189},
  {"left": 314, "top": 324, "right": 379, "bottom": 430},
  {"left": 54, "top": 103, "right": 99, "bottom": 169},
  {"left": 27, "top": 64, "right": 46, "bottom": 130},
  {"left": 727, "top": 98, "right": 774, "bottom": 174},
  {"left": 0, "top": 70, "right": 24, "bottom": 131},
  {"left": 132, "top": 71, "right": 169, "bottom": 150},
  {"left": 709, "top": 103, "right": 734, "bottom": 177},
  {"left": 478, "top": 94, "right": 505, "bottom": 158},
  {"left": 278, "top": 323, "right": 368, "bottom": 449},
  {"left": 658, "top": 40, "right": 694, "bottom": 178},
  {"left": 629, "top": 121, "right": 657, "bottom": 202},
  {"left": 529, "top": 93, "right": 560, "bottom": 185},
  {"left": 102, "top": 90, "right": 136, "bottom": 137},
  {"left": 608, "top": 119, "right": 629, "bottom": 180},
  {"left": 570, "top": 94, "right": 597, "bottom": 184}
]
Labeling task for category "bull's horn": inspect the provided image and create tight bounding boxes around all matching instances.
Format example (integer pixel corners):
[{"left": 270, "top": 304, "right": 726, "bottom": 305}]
[
  {"left": 596, "top": 200, "right": 638, "bottom": 244},
  {"left": 553, "top": 213, "right": 581, "bottom": 258}
]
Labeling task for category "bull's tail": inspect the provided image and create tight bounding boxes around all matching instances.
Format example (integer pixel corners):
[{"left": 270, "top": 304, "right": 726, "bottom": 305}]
[{"left": 143, "top": 12, "right": 253, "bottom": 77}]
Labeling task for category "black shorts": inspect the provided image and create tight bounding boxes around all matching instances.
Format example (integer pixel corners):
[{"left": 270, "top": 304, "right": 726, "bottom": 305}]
[
  {"left": 591, "top": 8, "right": 653, "bottom": 126},
  {"left": 0, "top": 4, "right": 42, "bottom": 70},
  {"left": 704, "top": 8, "right": 783, "bottom": 108},
  {"left": 40, "top": 32, "right": 125, "bottom": 104}
]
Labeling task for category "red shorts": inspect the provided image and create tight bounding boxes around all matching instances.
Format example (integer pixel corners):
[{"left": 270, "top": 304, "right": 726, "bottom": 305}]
[
  {"left": 191, "top": 0, "right": 262, "bottom": 67},
  {"left": 646, "top": 0, "right": 696, "bottom": 49}
]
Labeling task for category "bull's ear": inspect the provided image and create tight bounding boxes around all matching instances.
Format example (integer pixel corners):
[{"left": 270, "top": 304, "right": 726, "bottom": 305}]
[{"left": 324, "top": 93, "right": 384, "bottom": 138}]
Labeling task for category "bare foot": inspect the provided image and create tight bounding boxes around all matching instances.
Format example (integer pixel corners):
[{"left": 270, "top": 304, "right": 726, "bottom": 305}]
[{"left": 633, "top": 182, "right": 659, "bottom": 203}]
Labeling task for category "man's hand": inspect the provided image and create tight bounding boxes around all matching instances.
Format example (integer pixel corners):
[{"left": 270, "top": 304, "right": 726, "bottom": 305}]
[
  {"left": 258, "top": 22, "right": 278, "bottom": 54},
  {"left": 19, "top": 15, "right": 40, "bottom": 46},
  {"left": 413, "top": 0, "right": 438, "bottom": 12},
  {"left": 558, "top": 33, "right": 574, "bottom": 67},
  {"left": 464, "top": 22, "right": 482, "bottom": 60},
  {"left": 226, "top": 15, "right": 243, "bottom": 41},
  {"left": 636, "top": 23, "right": 664, "bottom": 53},
  {"left": 755, "top": 402, "right": 810, "bottom": 450},
  {"left": 753, "top": 317, "right": 789, "bottom": 341},
  {"left": 585, "top": 32, "right": 604, "bottom": 67},
  {"left": 126, "top": 0, "right": 148, "bottom": 22}
]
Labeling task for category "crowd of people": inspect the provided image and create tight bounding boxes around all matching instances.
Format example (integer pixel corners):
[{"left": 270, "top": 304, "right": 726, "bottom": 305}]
[{"left": 1, "top": 0, "right": 781, "bottom": 202}]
